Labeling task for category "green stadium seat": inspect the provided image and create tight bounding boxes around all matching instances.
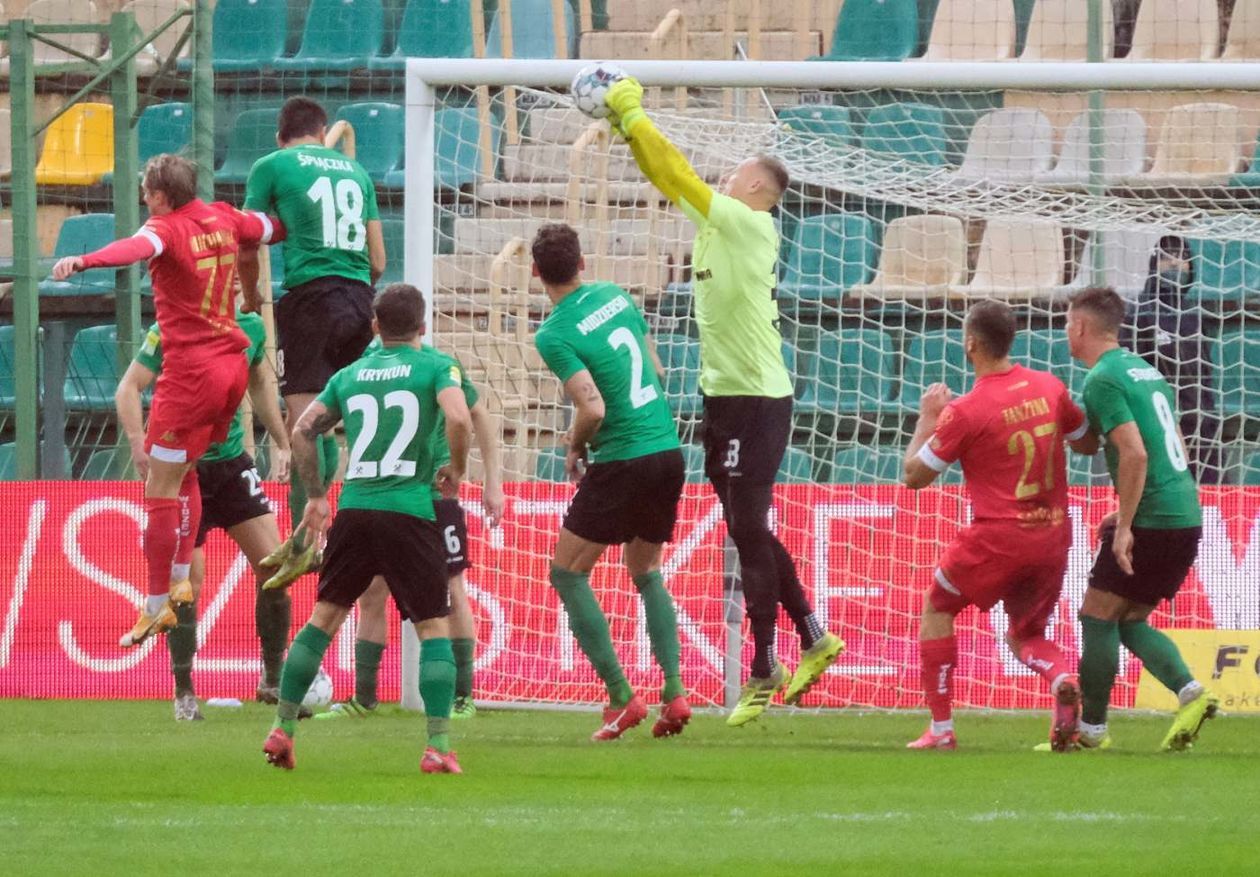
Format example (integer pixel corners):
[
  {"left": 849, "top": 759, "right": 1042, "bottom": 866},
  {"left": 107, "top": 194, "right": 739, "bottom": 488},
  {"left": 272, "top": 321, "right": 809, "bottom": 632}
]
[
  {"left": 371, "top": 0, "right": 475, "bottom": 69},
  {"left": 274, "top": 0, "right": 384, "bottom": 73},
  {"left": 862, "top": 103, "right": 950, "bottom": 167},
  {"left": 810, "top": 0, "right": 919, "bottom": 61},
  {"left": 1189, "top": 237, "right": 1260, "bottom": 304},
  {"left": 830, "top": 444, "right": 905, "bottom": 484},
  {"left": 216, "top": 108, "right": 279, "bottom": 185},
  {"left": 681, "top": 442, "right": 706, "bottom": 483},
  {"left": 485, "top": 0, "right": 576, "bottom": 58},
  {"left": 535, "top": 446, "right": 568, "bottom": 482},
  {"left": 779, "top": 213, "right": 875, "bottom": 307},
  {"left": 1234, "top": 446, "right": 1260, "bottom": 486},
  {"left": 138, "top": 102, "right": 193, "bottom": 164},
  {"left": 776, "top": 446, "right": 816, "bottom": 483},
  {"left": 777, "top": 106, "right": 858, "bottom": 145},
  {"left": 1216, "top": 330, "right": 1260, "bottom": 416},
  {"left": 0, "top": 325, "right": 18, "bottom": 409},
  {"left": 414, "top": 107, "right": 503, "bottom": 190},
  {"left": 64, "top": 325, "right": 121, "bottom": 412},
  {"left": 655, "top": 283, "right": 693, "bottom": 320},
  {"left": 334, "top": 102, "right": 404, "bottom": 183},
  {"left": 1227, "top": 136, "right": 1260, "bottom": 188},
  {"left": 207, "top": 0, "right": 288, "bottom": 73},
  {"left": 378, "top": 219, "right": 405, "bottom": 285},
  {"left": 800, "top": 329, "right": 896, "bottom": 415},
  {"left": 656, "top": 334, "right": 701, "bottom": 418},
  {"left": 1068, "top": 452, "right": 1108, "bottom": 486},
  {"left": 0, "top": 442, "right": 73, "bottom": 480},
  {"left": 266, "top": 240, "right": 286, "bottom": 296},
  {"left": 898, "top": 329, "right": 969, "bottom": 408},
  {"left": 81, "top": 448, "right": 135, "bottom": 480},
  {"left": 38, "top": 213, "right": 117, "bottom": 296}
]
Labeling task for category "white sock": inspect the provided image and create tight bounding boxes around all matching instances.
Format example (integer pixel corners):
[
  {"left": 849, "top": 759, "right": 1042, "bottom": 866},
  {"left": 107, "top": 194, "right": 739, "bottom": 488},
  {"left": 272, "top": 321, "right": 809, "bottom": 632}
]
[
  {"left": 1080, "top": 720, "right": 1107, "bottom": 740},
  {"left": 931, "top": 719, "right": 954, "bottom": 736},
  {"left": 145, "top": 594, "right": 169, "bottom": 616},
  {"left": 170, "top": 564, "right": 191, "bottom": 583},
  {"left": 1177, "top": 680, "right": 1204, "bottom": 707}
]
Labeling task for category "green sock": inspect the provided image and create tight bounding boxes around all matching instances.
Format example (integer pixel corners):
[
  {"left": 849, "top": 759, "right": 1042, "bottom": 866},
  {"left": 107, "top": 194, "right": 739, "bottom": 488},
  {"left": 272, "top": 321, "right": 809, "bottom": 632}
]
[
  {"left": 320, "top": 434, "right": 340, "bottom": 485},
  {"left": 274, "top": 624, "right": 332, "bottom": 736},
  {"left": 168, "top": 601, "right": 198, "bottom": 698},
  {"left": 355, "top": 639, "right": 386, "bottom": 708},
  {"left": 1119, "top": 620, "right": 1194, "bottom": 694},
  {"left": 255, "top": 585, "right": 291, "bottom": 687},
  {"left": 632, "top": 571, "right": 685, "bottom": 701},
  {"left": 452, "top": 637, "right": 476, "bottom": 700},
  {"left": 420, "top": 638, "right": 456, "bottom": 753},
  {"left": 550, "top": 566, "right": 632, "bottom": 707},
  {"left": 1079, "top": 614, "right": 1120, "bottom": 726},
  {"left": 287, "top": 476, "right": 307, "bottom": 537}
]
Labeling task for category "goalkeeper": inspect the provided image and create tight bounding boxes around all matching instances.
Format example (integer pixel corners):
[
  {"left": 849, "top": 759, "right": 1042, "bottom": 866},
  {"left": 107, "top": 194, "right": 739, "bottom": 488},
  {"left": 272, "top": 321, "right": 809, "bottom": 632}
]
[{"left": 605, "top": 79, "right": 844, "bottom": 727}]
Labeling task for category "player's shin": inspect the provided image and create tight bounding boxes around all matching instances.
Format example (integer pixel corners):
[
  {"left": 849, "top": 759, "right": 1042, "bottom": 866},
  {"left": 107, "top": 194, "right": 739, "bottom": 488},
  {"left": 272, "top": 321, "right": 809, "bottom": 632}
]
[
  {"left": 255, "top": 585, "right": 291, "bottom": 689},
  {"left": 354, "top": 639, "right": 386, "bottom": 708},
  {"left": 143, "top": 498, "right": 182, "bottom": 604},
  {"left": 419, "top": 638, "right": 456, "bottom": 753},
  {"left": 770, "top": 539, "right": 825, "bottom": 650},
  {"left": 1078, "top": 615, "right": 1121, "bottom": 726},
  {"left": 550, "top": 566, "right": 633, "bottom": 707},
  {"left": 632, "top": 571, "right": 685, "bottom": 700},
  {"left": 920, "top": 636, "right": 957, "bottom": 732},
  {"left": 170, "top": 470, "right": 201, "bottom": 591},
  {"left": 452, "top": 637, "right": 476, "bottom": 700},
  {"left": 1014, "top": 637, "right": 1072, "bottom": 689},
  {"left": 1118, "top": 620, "right": 1194, "bottom": 695},
  {"left": 168, "top": 600, "right": 198, "bottom": 698},
  {"left": 275, "top": 624, "right": 333, "bottom": 736}
]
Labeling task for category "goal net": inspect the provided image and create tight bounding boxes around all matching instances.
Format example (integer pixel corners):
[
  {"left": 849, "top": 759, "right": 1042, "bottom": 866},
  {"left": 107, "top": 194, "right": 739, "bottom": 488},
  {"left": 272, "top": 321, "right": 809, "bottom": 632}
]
[{"left": 401, "top": 59, "right": 1260, "bottom": 712}]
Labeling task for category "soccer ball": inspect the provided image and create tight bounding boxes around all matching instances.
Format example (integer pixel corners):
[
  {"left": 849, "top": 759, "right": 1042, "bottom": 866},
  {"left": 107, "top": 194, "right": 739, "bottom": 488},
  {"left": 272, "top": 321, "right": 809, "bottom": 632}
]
[
  {"left": 303, "top": 667, "right": 334, "bottom": 708},
  {"left": 570, "top": 62, "right": 628, "bottom": 119}
]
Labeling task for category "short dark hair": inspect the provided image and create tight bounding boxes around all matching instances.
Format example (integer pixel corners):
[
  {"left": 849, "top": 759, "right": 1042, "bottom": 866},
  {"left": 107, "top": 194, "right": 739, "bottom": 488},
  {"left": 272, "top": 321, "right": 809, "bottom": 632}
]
[
  {"left": 531, "top": 223, "right": 582, "bottom": 286},
  {"left": 964, "top": 299, "right": 1017, "bottom": 359},
  {"left": 142, "top": 154, "right": 198, "bottom": 208},
  {"left": 755, "top": 154, "right": 789, "bottom": 196},
  {"left": 374, "top": 283, "right": 426, "bottom": 340},
  {"left": 277, "top": 97, "right": 327, "bottom": 144},
  {"left": 1068, "top": 286, "right": 1126, "bottom": 336}
]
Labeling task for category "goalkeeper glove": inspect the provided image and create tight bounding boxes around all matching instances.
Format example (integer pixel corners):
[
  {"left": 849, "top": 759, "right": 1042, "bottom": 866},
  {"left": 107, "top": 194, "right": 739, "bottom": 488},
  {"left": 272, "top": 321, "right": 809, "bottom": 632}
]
[{"left": 605, "top": 77, "right": 646, "bottom": 137}]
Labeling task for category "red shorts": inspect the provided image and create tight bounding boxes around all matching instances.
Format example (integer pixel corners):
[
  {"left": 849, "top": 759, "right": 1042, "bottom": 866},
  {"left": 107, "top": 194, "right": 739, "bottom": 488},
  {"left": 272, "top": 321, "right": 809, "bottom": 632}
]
[
  {"left": 929, "top": 521, "right": 1071, "bottom": 641},
  {"left": 145, "top": 355, "right": 248, "bottom": 463}
]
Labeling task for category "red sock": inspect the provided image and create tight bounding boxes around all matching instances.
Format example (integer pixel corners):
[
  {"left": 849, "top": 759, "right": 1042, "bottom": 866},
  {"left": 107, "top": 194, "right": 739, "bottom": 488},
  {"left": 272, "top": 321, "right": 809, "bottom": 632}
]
[
  {"left": 1016, "top": 637, "right": 1072, "bottom": 690},
  {"left": 144, "top": 498, "right": 182, "bottom": 596},
  {"left": 173, "top": 469, "right": 201, "bottom": 570},
  {"left": 920, "top": 636, "right": 957, "bottom": 723}
]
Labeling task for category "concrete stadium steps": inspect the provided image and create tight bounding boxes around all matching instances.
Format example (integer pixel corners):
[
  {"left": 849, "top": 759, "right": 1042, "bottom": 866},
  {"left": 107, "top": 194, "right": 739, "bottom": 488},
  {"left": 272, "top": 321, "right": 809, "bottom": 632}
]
[
  {"left": 501, "top": 142, "right": 645, "bottom": 182},
  {"left": 580, "top": 29, "right": 822, "bottom": 62},
  {"left": 453, "top": 217, "right": 691, "bottom": 257},
  {"left": 603, "top": 0, "right": 842, "bottom": 41},
  {"left": 435, "top": 253, "right": 671, "bottom": 293}
]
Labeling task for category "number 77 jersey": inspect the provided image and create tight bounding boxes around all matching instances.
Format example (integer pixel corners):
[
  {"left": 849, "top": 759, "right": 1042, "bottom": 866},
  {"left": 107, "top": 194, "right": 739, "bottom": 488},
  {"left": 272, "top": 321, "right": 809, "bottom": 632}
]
[
  {"left": 535, "top": 282, "right": 681, "bottom": 464},
  {"left": 920, "top": 364, "right": 1087, "bottom": 525}
]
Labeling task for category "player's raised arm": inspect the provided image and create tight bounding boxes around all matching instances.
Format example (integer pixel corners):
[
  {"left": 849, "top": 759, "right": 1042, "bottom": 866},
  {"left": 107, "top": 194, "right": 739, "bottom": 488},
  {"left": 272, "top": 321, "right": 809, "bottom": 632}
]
[
  {"left": 562, "top": 370, "right": 605, "bottom": 480},
  {"left": 904, "top": 383, "right": 955, "bottom": 489},
  {"left": 436, "top": 385, "right": 472, "bottom": 498},
  {"left": 606, "top": 78, "right": 714, "bottom": 223},
  {"left": 51, "top": 230, "right": 157, "bottom": 280}
]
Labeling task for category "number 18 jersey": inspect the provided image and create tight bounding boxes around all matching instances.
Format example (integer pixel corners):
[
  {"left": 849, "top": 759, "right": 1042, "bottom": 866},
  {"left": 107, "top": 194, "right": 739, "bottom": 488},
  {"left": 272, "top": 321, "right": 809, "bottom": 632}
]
[
  {"left": 243, "top": 145, "right": 379, "bottom": 290},
  {"left": 1082, "top": 347, "right": 1201, "bottom": 528},
  {"left": 317, "top": 344, "right": 461, "bottom": 521},
  {"left": 535, "top": 282, "right": 680, "bottom": 464}
]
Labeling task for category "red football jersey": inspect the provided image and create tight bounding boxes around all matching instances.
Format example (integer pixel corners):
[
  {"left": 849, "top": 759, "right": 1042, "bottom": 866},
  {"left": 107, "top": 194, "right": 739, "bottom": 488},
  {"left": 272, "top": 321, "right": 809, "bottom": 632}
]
[
  {"left": 919, "top": 364, "right": 1087, "bottom": 525},
  {"left": 136, "top": 199, "right": 274, "bottom": 362}
]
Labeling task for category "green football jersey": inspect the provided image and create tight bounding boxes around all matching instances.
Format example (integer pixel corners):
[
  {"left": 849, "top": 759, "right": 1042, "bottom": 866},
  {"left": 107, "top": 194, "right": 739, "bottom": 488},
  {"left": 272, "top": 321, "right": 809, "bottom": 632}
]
[
  {"left": 243, "top": 145, "right": 380, "bottom": 290},
  {"left": 134, "top": 312, "right": 267, "bottom": 464},
  {"left": 1082, "top": 347, "right": 1202, "bottom": 529},
  {"left": 317, "top": 344, "right": 461, "bottom": 520},
  {"left": 534, "top": 282, "right": 680, "bottom": 464}
]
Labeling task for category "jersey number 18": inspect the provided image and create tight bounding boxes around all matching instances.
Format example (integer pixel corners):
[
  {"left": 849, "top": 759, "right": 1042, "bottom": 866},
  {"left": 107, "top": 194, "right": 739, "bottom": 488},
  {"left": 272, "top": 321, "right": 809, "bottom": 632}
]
[{"left": 307, "top": 176, "right": 366, "bottom": 251}]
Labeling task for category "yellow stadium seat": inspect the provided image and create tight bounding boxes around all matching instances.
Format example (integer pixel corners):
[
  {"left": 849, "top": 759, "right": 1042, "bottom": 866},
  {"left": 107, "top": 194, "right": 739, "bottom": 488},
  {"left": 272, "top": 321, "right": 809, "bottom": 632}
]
[
  {"left": 1122, "top": 102, "right": 1246, "bottom": 187},
  {"left": 34, "top": 102, "right": 115, "bottom": 186},
  {"left": 849, "top": 214, "right": 967, "bottom": 301}
]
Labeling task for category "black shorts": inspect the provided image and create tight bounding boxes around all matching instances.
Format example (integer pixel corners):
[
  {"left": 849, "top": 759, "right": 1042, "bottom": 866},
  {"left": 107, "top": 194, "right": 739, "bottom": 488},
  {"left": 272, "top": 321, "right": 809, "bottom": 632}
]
[
  {"left": 1089, "top": 524, "right": 1202, "bottom": 606},
  {"left": 275, "top": 276, "right": 376, "bottom": 396},
  {"left": 194, "top": 452, "right": 273, "bottom": 547},
  {"left": 563, "top": 449, "right": 686, "bottom": 545},
  {"left": 435, "top": 497, "right": 470, "bottom": 576},
  {"left": 702, "top": 394, "right": 793, "bottom": 486},
  {"left": 318, "top": 509, "right": 449, "bottom": 622}
]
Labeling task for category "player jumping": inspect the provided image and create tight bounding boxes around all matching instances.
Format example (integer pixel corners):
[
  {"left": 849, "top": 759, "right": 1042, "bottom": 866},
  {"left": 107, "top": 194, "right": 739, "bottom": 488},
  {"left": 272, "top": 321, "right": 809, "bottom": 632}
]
[
  {"left": 263, "top": 283, "right": 471, "bottom": 773},
  {"left": 239, "top": 97, "right": 386, "bottom": 586},
  {"left": 52, "top": 154, "right": 280, "bottom": 647},
  {"left": 116, "top": 311, "right": 293, "bottom": 720},
  {"left": 903, "top": 301, "right": 1096, "bottom": 751},
  {"left": 532, "top": 223, "right": 692, "bottom": 741},
  {"left": 1066, "top": 286, "right": 1217, "bottom": 752}
]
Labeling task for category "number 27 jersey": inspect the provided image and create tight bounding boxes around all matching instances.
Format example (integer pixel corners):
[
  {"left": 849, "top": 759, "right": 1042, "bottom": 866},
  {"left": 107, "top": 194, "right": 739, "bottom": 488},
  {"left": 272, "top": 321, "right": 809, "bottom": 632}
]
[{"left": 317, "top": 345, "right": 461, "bottom": 521}]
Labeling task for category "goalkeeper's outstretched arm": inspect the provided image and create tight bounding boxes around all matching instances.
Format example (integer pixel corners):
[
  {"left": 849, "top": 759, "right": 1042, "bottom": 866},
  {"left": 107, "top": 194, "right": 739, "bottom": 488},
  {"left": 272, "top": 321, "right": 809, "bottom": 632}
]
[{"left": 606, "top": 78, "right": 714, "bottom": 223}]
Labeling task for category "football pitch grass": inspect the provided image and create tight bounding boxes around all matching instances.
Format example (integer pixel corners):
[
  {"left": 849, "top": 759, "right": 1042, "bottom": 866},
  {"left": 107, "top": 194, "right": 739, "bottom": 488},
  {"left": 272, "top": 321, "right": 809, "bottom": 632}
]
[{"left": 1, "top": 701, "right": 1255, "bottom": 875}]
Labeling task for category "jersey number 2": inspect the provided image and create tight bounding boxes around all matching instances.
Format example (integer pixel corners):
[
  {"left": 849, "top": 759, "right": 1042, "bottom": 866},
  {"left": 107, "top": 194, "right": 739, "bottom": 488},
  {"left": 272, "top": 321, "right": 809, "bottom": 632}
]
[
  {"left": 345, "top": 391, "right": 420, "bottom": 480},
  {"left": 307, "top": 176, "right": 366, "bottom": 251},
  {"left": 607, "top": 327, "right": 658, "bottom": 409}
]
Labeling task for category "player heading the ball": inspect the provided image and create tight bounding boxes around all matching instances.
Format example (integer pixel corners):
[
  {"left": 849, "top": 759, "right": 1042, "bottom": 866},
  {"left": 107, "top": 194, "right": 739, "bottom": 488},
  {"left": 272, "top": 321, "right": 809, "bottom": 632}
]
[{"left": 605, "top": 76, "right": 844, "bottom": 727}]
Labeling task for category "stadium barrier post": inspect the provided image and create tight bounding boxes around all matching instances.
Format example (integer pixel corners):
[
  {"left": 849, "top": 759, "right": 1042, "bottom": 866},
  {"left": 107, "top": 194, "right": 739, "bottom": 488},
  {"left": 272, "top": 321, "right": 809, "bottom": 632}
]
[
  {"left": 42, "top": 323, "right": 68, "bottom": 479},
  {"left": 110, "top": 12, "right": 142, "bottom": 368},
  {"left": 191, "top": 0, "right": 216, "bottom": 202},
  {"left": 1086, "top": 0, "right": 1107, "bottom": 285}
]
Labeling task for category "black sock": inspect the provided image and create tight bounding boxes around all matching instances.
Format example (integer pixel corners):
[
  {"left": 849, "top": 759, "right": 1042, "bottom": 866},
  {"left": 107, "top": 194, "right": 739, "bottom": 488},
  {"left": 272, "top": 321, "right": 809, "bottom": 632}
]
[
  {"left": 255, "top": 585, "right": 291, "bottom": 687},
  {"left": 169, "top": 601, "right": 198, "bottom": 697},
  {"left": 770, "top": 538, "right": 821, "bottom": 649},
  {"left": 750, "top": 615, "right": 777, "bottom": 678}
]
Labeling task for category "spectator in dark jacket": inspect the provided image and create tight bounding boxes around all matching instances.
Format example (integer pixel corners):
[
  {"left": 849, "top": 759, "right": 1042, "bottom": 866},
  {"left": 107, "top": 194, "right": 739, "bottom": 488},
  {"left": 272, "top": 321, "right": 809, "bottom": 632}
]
[{"left": 1123, "top": 235, "right": 1223, "bottom": 483}]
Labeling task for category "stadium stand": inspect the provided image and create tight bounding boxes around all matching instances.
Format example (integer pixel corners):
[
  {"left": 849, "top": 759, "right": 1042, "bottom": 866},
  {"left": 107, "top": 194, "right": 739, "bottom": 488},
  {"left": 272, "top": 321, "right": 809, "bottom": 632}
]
[
  {"left": 205, "top": 0, "right": 289, "bottom": 73},
  {"left": 809, "top": 0, "right": 918, "bottom": 62},
  {"left": 33, "top": 102, "right": 114, "bottom": 186},
  {"left": 1018, "top": 0, "right": 1114, "bottom": 61}
]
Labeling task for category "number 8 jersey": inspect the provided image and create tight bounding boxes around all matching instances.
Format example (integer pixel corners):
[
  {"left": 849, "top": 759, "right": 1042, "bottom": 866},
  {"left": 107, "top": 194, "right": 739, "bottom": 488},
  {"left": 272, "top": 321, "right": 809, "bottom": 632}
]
[
  {"left": 535, "top": 281, "right": 681, "bottom": 464},
  {"left": 244, "top": 144, "right": 379, "bottom": 290},
  {"left": 316, "top": 344, "right": 462, "bottom": 521},
  {"left": 1082, "top": 347, "right": 1202, "bottom": 528}
]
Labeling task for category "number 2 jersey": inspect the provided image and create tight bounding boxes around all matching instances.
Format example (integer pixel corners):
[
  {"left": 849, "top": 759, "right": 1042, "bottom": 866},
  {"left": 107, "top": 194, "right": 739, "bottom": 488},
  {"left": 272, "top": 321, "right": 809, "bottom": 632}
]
[
  {"left": 918, "top": 364, "right": 1087, "bottom": 527},
  {"left": 243, "top": 145, "right": 379, "bottom": 290},
  {"left": 316, "top": 344, "right": 461, "bottom": 521},
  {"left": 534, "top": 282, "right": 680, "bottom": 464},
  {"left": 1082, "top": 347, "right": 1201, "bottom": 529}
]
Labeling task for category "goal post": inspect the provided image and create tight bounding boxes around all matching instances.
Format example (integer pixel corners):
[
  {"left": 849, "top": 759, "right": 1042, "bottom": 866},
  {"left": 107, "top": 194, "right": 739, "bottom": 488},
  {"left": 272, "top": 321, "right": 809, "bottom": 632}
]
[{"left": 399, "top": 58, "right": 1260, "bottom": 712}]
